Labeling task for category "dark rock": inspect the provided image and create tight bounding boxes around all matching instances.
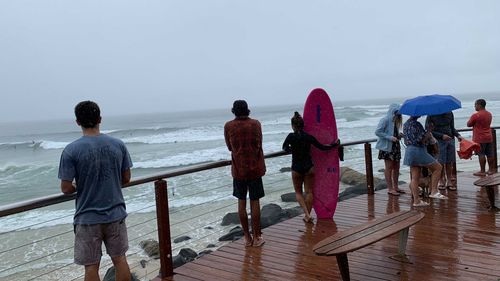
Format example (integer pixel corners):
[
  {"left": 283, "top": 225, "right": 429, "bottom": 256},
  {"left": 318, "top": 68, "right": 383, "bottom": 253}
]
[
  {"left": 103, "top": 267, "right": 140, "bottom": 281},
  {"left": 204, "top": 226, "right": 214, "bottom": 230},
  {"left": 281, "top": 192, "right": 298, "bottom": 202},
  {"left": 198, "top": 249, "right": 213, "bottom": 257},
  {"left": 139, "top": 239, "right": 160, "bottom": 259},
  {"left": 218, "top": 226, "right": 244, "bottom": 241},
  {"left": 221, "top": 212, "right": 240, "bottom": 226},
  {"left": 260, "top": 203, "right": 283, "bottom": 228},
  {"left": 281, "top": 206, "right": 303, "bottom": 219},
  {"left": 206, "top": 243, "right": 217, "bottom": 248},
  {"left": 280, "top": 167, "right": 292, "bottom": 173},
  {"left": 173, "top": 248, "right": 198, "bottom": 269},
  {"left": 340, "top": 167, "right": 368, "bottom": 185},
  {"left": 173, "top": 236, "right": 191, "bottom": 243},
  {"left": 139, "top": 259, "right": 147, "bottom": 268}
]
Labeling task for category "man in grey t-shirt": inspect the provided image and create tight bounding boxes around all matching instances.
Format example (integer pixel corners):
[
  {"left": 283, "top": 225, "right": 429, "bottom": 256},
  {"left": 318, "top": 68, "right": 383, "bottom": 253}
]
[{"left": 59, "top": 101, "right": 133, "bottom": 281}]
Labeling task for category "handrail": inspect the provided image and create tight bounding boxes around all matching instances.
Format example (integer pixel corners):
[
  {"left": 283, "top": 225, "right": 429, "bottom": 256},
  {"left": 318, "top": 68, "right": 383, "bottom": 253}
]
[{"left": 0, "top": 126, "right": 498, "bottom": 218}]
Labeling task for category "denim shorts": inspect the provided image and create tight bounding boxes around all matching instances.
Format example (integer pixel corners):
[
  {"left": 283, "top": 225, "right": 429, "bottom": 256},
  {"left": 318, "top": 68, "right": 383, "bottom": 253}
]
[
  {"left": 403, "top": 145, "right": 438, "bottom": 167},
  {"left": 233, "top": 178, "right": 265, "bottom": 200},
  {"left": 74, "top": 219, "right": 129, "bottom": 265}
]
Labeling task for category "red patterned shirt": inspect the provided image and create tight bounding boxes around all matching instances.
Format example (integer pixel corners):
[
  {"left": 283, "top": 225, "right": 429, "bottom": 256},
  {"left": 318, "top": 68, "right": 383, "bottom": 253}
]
[{"left": 224, "top": 117, "right": 266, "bottom": 180}]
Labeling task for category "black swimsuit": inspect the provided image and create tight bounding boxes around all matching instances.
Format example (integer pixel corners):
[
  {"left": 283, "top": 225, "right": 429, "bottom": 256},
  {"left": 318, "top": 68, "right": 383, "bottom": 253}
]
[{"left": 282, "top": 131, "right": 333, "bottom": 175}]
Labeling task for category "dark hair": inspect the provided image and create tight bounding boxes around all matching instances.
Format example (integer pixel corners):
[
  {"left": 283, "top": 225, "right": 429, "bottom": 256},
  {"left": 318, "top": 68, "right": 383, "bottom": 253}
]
[
  {"left": 74, "top": 101, "right": 101, "bottom": 128},
  {"left": 231, "top": 100, "right": 250, "bottom": 117},
  {"left": 291, "top": 111, "right": 304, "bottom": 130},
  {"left": 476, "top": 99, "right": 486, "bottom": 108}
]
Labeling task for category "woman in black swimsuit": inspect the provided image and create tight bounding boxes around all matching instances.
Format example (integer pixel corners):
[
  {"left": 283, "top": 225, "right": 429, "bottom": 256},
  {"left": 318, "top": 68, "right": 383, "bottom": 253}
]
[{"left": 282, "top": 112, "right": 340, "bottom": 223}]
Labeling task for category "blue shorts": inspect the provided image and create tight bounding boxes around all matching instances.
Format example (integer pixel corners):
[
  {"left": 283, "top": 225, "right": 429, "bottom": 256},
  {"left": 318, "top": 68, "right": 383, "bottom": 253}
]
[
  {"left": 403, "top": 145, "right": 438, "bottom": 167},
  {"left": 437, "top": 139, "right": 456, "bottom": 164}
]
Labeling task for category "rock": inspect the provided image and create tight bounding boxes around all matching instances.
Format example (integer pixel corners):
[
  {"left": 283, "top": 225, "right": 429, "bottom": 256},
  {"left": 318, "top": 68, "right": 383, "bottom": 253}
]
[
  {"left": 103, "top": 267, "right": 140, "bottom": 281},
  {"left": 280, "top": 167, "right": 292, "bottom": 173},
  {"left": 281, "top": 206, "right": 303, "bottom": 219},
  {"left": 218, "top": 226, "right": 244, "bottom": 241},
  {"left": 221, "top": 212, "right": 240, "bottom": 226},
  {"left": 139, "top": 259, "right": 147, "bottom": 268},
  {"left": 340, "top": 167, "right": 367, "bottom": 185},
  {"left": 260, "top": 203, "right": 283, "bottom": 228},
  {"left": 173, "top": 236, "right": 191, "bottom": 243},
  {"left": 204, "top": 226, "right": 214, "bottom": 230},
  {"left": 139, "top": 239, "right": 160, "bottom": 259},
  {"left": 206, "top": 243, "right": 217, "bottom": 248},
  {"left": 281, "top": 192, "right": 297, "bottom": 202},
  {"left": 173, "top": 248, "right": 198, "bottom": 269},
  {"left": 198, "top": 249, "right": 213, "bottom": 257}
]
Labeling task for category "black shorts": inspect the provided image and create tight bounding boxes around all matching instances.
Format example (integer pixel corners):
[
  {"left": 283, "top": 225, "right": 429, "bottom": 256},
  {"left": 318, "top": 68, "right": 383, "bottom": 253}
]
[
  {"left": 233, "top": 178, "right": 265, "bottom": 200},
  {"left": 479, "top": 143, "right": 493, "bottom": 157}
]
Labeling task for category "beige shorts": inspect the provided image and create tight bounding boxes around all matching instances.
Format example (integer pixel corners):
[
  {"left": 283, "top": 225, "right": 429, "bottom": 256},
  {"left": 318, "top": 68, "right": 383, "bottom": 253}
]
[{"left": 74, "top": 219, "right": 129, "bottom": 265}]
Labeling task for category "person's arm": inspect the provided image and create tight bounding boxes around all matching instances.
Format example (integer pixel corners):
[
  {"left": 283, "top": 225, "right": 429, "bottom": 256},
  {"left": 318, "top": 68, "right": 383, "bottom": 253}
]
[
  {"left": 122, "top": 168, "right": 131, "bottom": 185},
  {"left": 60, "top": 180, "right": 76, "bottom": 195},
  {"left": 282, "top": 134, "right": 292, "bottom": 152},
  {"left": 375, "top": 118, "right": 392, "bottom": 141},
  {"left": 308, "top": 134, "right": 337, "bottom": 151},
  {"left": 466, "top": 113, "right": 476, "bottom": 128},
  {"left": 450, "top": 113, "right": 462, "bottom": 140},
  {"left": 224, "top": 123, "right": 232, "bottom": 151}
]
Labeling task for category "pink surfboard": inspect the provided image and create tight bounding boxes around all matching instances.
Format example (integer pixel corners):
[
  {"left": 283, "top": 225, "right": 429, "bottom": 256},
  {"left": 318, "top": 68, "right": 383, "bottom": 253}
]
[{"left": 303, "top": 88, "right": 340, "bottom": 219}]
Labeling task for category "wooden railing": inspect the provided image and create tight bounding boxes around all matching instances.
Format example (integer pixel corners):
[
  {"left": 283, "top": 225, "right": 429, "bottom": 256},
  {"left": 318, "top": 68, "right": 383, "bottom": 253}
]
[{"left": 0, "top": 127, "right": 497, "bottom": 279}]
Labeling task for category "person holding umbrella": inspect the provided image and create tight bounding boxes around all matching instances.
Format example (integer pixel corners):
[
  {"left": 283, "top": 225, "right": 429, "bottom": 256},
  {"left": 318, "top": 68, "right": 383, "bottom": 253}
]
[{"left": 403, "top": 116, "right": 445, "bottom": 206}]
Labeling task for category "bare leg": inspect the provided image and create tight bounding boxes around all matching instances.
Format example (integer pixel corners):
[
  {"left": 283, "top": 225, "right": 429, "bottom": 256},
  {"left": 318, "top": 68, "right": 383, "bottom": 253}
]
[
  {"left": 409, "top": 166, "right": 423, "bottom": 205},
  {"left": 478, "top": 155, "right": 487, "bottom": 173},
  {"left": 429, "top": 162, "right": 443, "bottom": 195},
  {"left": 444, "top": 163, "right": 453, "bottom": 186},
  {"left": 292, "top": 171, "right": 310, "bottom": 221},
  {"left": 393, "top": 160, "right": 401, "bottom": 191},
  {"left": 250, "top": 199, "right": 261, "bottom": 237},
  {"left": 384, "top": 159, "right": 395, "bottom": 193},
  {"left": 487, "top": 156, "right": 497, "bottom": 173},
  {"left": 238, "top": 199, "right": 252, "bottom": 244},
  {"left": 84, "top": 263, "right": 101, "bottom": 281},
  {"left": 111, "top": 255, "right": 131, "bottom": 281},
  {"left": 303, "top": 168, "right": 315, "bottom": 218}
]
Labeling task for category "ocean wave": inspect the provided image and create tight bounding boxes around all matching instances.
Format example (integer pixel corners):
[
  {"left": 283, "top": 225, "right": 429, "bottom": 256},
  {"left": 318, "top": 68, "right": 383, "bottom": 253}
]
[
  {"left": 122, "top": 126, "right": 224, "bottom": 144},
  {"left": 0, "top": 209, "right": 73, "bottom": 233},
  {"left": 134, "top": 147, "right": 230, "bottom": 168}
]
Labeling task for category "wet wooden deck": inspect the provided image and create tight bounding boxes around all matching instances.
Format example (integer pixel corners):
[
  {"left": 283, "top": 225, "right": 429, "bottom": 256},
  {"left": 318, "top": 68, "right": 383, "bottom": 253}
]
[{"left": 162, "top": 172, "right": 500, "bottom": 281}]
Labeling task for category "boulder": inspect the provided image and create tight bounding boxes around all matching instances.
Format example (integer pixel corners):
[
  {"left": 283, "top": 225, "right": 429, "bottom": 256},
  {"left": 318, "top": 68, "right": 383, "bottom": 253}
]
[
  {"left": 260, "top": 204, "right": 283, "bottom": 228},
  {"left": 173, "top": 236, "right": 191, "bottom": 243},
  {"left": 206, "top": 243, "right": 217, "bottom": 248},
  {"left": 218, "top": 226, "right": 244, "bottom": 241},
  {"left": 198, "top": 249, "right": 213, "bottom": 257},
  {"left": 221, "top": 212, "right": 240, "bottom": 226},
  {"left": 280, "top": 167, "right": 292, "bottom": 173},
  {"left": 173, "top": 248, "right": 198, "bottom": 269},
  {"left": 280, "top": 192, "right": 297, "bottom": 202},
  {"left": 103, "top": 267, "right": 140, "bottom": 281},
  {"left": 340, "top": 167, "right": 368, "bottom": 185},
  {"left": 139, "top": 239, "right": 160, "bottom": 259},
  {"left": 281, "top": 206, "right": 303, "bottom": 219}
]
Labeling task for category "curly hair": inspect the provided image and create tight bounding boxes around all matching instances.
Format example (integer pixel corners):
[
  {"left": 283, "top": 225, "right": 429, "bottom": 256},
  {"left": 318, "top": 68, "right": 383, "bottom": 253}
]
[
  {"left": 74, "top": 101, "right": 100, "bottom": 128},
  {"left": 291, "top": 111, "right": 304, "bottom": 130}
]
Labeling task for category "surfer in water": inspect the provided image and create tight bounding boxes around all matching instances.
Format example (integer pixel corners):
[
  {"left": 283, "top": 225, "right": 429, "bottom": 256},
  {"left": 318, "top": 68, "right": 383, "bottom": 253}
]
[{"left": 282, "top": 112, "right": 340, "bottom": 223}]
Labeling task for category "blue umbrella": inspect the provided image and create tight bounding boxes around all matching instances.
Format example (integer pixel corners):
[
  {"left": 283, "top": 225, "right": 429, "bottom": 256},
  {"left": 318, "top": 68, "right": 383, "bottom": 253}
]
[{"left": 399, "top": 94, "right": 461, "bottom": 116}]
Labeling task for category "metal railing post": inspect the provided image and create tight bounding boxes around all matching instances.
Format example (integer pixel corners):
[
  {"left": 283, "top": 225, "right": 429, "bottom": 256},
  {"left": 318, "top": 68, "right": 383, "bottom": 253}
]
[
  {"left": 492, "top": 129, "right": 498, "bottom": 170},
  {"left": 364, "top": 143, "right": 375, "bottom": 195},
  {"left": 155, "top": 179, "right": 173, "bottom": 278}
]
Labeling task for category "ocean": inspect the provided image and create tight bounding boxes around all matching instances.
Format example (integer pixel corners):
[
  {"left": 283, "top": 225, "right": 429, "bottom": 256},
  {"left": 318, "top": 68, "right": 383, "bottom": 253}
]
[{"left": 0, "top": 94, "right": 499, "bottom": 280}]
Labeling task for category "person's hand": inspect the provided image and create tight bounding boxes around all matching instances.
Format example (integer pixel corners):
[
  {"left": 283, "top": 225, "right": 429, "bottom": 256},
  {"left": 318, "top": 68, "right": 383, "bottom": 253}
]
[
  {"left": 391, "top": 136, "right": 398, "bottom": 142},
  {"left": 457, "top": 136, "right": 464, "bottom": 142},
  {"left": 442, "top": 134, "right": 452, "bottom": 141},
  {"left": 331, "top": 139, "right": 340, "bottom": 147}
]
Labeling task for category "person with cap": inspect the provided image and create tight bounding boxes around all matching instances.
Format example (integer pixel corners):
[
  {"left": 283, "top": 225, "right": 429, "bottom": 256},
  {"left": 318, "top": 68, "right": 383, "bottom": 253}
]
[
  {"left": 224, "top": 100, "right": 266, "bottom": 247},
  {"left": 375, "top": 103, "right": 405, "bottom": 196},
  {"left": 467, "top": 99, "right": 496, "bottom": 176}
]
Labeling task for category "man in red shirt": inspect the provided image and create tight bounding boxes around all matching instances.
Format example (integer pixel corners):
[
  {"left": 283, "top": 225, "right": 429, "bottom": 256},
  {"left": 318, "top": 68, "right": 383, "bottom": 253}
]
[
  {"left": 224, "top": 100, "right": 266, "bottom": 247},
  {"left": 467, "top": 99, "right": 495, "bottom": 176}
]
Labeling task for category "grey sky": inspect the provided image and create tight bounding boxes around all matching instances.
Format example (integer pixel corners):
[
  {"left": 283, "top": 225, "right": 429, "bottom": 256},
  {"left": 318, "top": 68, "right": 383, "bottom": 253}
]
[{"left": 1, "top": 1, "right": 499, "bottom": 122}]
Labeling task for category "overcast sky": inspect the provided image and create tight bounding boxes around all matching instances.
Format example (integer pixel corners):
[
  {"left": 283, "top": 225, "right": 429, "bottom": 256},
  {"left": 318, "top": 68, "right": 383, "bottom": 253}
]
[{"left": 1, "top": 1, "right": 499, "bottom": 122}]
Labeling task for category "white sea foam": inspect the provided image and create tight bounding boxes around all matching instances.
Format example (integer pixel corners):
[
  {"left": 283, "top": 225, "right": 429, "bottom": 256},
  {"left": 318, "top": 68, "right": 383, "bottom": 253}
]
[
  {"left": 134, "top": 147, "right": 230, "bottom": 168},
  {"left": 38, "top": 140, "right": 68, "bottom": 150},
  {"left": 122, "top": 126, "right": 224, "bottom": 144}
]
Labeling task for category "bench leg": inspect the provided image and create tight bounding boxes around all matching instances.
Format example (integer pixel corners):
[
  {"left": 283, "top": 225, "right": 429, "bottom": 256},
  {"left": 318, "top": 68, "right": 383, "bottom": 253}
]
[
  {"left": 398, "top": 227, "right": 409, "bottom": 256},
  {"left": 336, "top": 253, "right": 350, "bottom": 281}
]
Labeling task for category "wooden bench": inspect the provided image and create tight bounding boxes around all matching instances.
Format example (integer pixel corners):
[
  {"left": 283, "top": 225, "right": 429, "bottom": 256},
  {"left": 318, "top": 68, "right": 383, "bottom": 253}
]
[
  {"left": 473, "top": 173, "right": 500, "bottom": 212},
  {"left": 313, "top": 210, "right": 425, "bottom": 281}
]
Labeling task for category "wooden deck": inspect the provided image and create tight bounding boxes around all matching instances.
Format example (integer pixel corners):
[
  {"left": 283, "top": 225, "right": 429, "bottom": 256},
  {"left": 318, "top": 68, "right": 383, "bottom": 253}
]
[{"left": 163, "top": 172, "right": 500, "bottom": 281}]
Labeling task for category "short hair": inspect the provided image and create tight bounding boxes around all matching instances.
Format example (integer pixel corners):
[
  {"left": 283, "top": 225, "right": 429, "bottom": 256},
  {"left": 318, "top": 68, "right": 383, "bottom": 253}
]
[
  {"left": 476, "top": 99, "right": 486, "bottom": 108},
  {"left": 74, "top": 101, "right": 100, "bottom": 128},
  {"left": 231, "top": 100, "right": 250, "bottom": 117},
  {"left": 291, "top": 111, "right": 304, "bottom": 130}
]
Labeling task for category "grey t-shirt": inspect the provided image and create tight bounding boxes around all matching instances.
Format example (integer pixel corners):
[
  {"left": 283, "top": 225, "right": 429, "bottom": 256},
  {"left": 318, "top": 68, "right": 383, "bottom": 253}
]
[{"left": 58, "top": 134, "right": 133, "bottom": 225}]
